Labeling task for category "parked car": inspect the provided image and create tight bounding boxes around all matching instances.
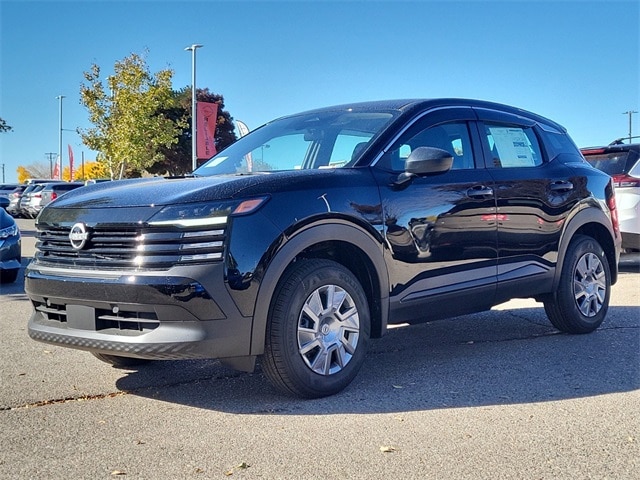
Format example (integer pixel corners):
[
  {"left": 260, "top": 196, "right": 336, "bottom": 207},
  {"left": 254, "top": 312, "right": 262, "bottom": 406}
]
[
  {"left": 20, "top": 184, "right": 47, "bottom": 218},
  {"left": 26, "top": 98, "right": 621, "bottom": 398},
  {"left": 0, "top": 183, "right": 20, "bottom": 199},
  {"left": 0, "top": 206, "right": 21, "bottom": 283},
  {"left": 581, "top": 143, "right": 640, "bottom": 252},
  {"left": 25, "top": 178, "right": 58, "bottom": 185},
  {"left": 39, "top": 182, "right": 85, "bottom": 210},
  {"left": 6, "top": 185, "right": 27, "bottom": 217}
]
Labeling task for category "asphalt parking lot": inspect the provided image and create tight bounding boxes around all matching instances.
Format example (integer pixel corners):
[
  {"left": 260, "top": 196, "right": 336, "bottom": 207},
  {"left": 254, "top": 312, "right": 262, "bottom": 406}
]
[{"left": 1, "top": 218, "right": 638, "bottom": 479}]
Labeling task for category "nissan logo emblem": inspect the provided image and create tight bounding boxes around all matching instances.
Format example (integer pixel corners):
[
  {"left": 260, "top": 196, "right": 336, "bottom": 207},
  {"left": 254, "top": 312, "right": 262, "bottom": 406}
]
[{"left": 69, "top": 223, "right": 90, "bottom": 250}]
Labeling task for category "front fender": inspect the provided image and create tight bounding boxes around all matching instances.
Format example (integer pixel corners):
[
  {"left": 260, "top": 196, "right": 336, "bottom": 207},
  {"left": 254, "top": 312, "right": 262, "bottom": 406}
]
[{"left": 249, "top": 220, "right": 389, "bottom": 356}]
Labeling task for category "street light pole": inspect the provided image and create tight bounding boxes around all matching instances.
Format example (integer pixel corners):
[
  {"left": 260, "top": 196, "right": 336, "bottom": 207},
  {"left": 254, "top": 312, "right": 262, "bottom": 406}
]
[
  {"left": 185, "top": 44, "right": 203, "bottom": 172},
  {"left": 56, "top": 95, "right": 65, "bottom": 180},
  {"left": 623, "top": 110, "right": 637, "bottom": 144}
]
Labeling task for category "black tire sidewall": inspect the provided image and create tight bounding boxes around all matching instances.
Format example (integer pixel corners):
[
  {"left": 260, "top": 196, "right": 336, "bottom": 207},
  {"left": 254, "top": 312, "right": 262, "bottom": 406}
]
[
  {"left": 268, "top": 259, "right": 370, "bottom": 397},
  {"left": 555, "top": 235, "right": 611, "bottom": 333}
]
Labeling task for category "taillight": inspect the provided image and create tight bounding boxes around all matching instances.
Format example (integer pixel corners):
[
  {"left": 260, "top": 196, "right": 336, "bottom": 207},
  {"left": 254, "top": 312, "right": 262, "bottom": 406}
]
[
  {"left": 51, "top": 192, "right": 58, "bottom": 200},
  {"left": 34, "top": 193, "right": 41, "bottom": 198},
  {"left": 581, "top": 148, "right": 606, "bottom": 155},
  {"left": 607, "top": 179, "right": 620, "bottom": 238},
  {"left": 612, "top": 173, "right": 640, "bottom": 188}
]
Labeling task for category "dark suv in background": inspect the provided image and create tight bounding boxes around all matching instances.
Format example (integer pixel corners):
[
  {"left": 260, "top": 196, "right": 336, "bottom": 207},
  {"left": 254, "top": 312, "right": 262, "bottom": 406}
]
[{"left": 26, "top": 99, "right": 621, "bottom": 398}]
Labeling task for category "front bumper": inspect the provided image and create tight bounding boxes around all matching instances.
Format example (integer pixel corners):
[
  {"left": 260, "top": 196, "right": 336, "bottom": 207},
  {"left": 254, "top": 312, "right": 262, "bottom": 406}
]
[{"left": 25, "top": 264, "right": 253, "bottom": 360}]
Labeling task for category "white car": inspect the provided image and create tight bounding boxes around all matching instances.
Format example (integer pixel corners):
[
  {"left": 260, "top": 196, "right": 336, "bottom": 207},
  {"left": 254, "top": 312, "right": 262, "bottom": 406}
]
[{"left": 582, "top": 143, "right": 640, "bottom": 252}]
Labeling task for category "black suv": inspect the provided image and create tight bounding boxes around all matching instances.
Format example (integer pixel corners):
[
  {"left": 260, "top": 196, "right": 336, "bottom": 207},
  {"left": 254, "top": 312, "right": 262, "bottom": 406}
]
[{"left": 26, "top": 99, "right": 621, "bottom": 398}]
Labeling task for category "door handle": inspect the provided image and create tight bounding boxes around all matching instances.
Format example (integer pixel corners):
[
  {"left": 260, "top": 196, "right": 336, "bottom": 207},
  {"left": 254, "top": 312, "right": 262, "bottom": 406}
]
[
  {"left": 467, "top": 186, "right": 494, "bottom": 197},
  {"left": 549, "top": 181, "right": 574, "bottom": 192}
]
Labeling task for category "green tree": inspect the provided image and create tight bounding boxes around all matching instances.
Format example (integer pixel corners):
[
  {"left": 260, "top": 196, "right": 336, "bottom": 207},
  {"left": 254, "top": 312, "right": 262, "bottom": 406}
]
[
  {"left": 0, "top": 117, "right": 12, "bottom": 133},
  {"left": 79, "top": 52, "right": 185, "bottom": 179},
  {"left": 146, "top": 87, "right": 237, "bottom": 176}
]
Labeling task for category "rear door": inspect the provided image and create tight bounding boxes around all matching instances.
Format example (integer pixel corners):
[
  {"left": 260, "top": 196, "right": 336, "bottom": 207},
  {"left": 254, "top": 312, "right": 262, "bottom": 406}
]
[
  {"left": 373, "top": 107, "right": 499, "bottom": 323},
  {"left": 474, "top": 108, "right": 581, "bottom": 301}
]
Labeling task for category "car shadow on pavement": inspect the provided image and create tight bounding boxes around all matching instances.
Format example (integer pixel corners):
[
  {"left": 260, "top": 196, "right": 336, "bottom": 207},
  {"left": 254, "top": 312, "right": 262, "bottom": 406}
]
[{"left": 115, "top": 304, "right": 640, "bottom": 415}]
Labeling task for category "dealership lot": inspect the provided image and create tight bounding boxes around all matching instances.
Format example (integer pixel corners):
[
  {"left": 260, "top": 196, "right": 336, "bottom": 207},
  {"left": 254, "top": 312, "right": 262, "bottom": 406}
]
[{"left": 1, "top": 218, "right": 638, "bottom": 478}]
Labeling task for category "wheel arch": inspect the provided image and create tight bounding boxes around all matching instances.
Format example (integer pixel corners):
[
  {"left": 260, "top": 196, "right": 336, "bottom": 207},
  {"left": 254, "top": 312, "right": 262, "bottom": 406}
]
[
  {"left": 249, "top": 221, "right": 389, "bottom": 356},
  {"left": 555, "top": 207, "right": 619, "bottom": 290}
]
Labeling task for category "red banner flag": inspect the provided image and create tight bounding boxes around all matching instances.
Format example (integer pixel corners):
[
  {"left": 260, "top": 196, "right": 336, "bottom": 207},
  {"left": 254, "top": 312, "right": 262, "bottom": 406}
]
[
  {"left": 196, "top": 101, "right": 218, "bottom": 159},
  {"left": 53, "top": 155, "right": 61, "bottom": 180},
  {"left": 68, "top": 144, "right": 75, "bottom": 181}
]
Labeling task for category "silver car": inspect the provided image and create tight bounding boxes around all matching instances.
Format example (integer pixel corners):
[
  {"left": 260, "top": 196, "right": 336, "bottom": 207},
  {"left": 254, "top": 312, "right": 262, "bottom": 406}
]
[{"left": 582, "top": 143, "right": 640, "bottom": 252}]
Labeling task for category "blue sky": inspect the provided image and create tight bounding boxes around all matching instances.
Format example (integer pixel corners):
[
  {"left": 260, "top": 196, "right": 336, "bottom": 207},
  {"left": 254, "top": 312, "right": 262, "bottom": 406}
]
[{"left": 0, "top": 0, "right": 638, "bottom": 183}]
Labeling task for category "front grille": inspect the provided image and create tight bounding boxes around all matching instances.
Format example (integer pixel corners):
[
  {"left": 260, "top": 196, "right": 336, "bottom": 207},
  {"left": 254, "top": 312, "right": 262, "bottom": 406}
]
[{"left": 35, "top": 224, "right": 226, "bottom": 270}]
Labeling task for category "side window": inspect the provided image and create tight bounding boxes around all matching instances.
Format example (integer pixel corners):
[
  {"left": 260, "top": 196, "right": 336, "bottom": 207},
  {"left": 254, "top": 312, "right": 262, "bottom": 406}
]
[
  {"left": 380, "top": 121, "right": 475, "bottom": 172},
  {"left": 484, "top": 123, "right": 543, "bottom": 168}
]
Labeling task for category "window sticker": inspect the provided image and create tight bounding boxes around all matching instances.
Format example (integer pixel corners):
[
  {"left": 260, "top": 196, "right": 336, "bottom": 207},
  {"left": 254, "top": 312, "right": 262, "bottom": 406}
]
[{"left": 489, "top": 127, "right": 535, "bottom": 167}]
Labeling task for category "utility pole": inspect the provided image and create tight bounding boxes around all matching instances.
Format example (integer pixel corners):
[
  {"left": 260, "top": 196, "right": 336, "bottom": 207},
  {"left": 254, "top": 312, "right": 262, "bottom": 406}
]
[
  {"left": 623, "top": 110, "right": 637, "bottom": 144},
  {"left": 1, "top": 163, "right": 4, "bottom": 183},
  {"left": 45, "top": 152, "right": 57, "bottom": 178}
]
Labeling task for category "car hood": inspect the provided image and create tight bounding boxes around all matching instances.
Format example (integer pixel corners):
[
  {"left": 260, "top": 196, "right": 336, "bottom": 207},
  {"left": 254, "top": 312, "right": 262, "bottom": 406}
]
[
  {"left": 46, "top": 170, "right": 346, "bottom": 209},
  {"left": 0, "top": 208, "right": 17, "bottom": 229},
  {"left": 49, "top": 174, "right": 268, "bottom": 209}
]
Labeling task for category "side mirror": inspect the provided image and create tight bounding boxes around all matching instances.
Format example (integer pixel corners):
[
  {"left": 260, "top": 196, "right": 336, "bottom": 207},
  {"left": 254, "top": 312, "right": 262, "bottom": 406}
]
[
  {"left": 406, "top": 147, "right": 453, "bottom": 175},
  {"left": 0, "top": 197, "right": 9, "bottom": 210},
  {"left": 393, "top": 147, "right": 454, "bottom": 187}
]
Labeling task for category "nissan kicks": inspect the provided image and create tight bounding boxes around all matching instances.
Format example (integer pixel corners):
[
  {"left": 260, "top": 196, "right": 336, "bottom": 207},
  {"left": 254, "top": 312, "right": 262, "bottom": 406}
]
[{"left": 26, "top": 99, "right": 621, "bottom": 398}]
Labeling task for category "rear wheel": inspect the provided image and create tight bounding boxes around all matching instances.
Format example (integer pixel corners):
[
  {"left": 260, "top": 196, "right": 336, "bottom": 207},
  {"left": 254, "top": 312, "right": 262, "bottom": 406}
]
[
  {"left": 262, "top": 259, "right": 370, "bottom": 398},
  {"left": 91, "top": 352, "right": 151, "bottom": 368},
  {"left": 544, "top": 235, "right": 611, "bottom": 333}
]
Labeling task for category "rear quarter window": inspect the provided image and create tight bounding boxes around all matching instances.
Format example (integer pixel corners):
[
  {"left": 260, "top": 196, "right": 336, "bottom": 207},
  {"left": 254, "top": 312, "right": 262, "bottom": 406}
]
[{"left": 540, "top": 128, "right": 581, "bottom": 159}]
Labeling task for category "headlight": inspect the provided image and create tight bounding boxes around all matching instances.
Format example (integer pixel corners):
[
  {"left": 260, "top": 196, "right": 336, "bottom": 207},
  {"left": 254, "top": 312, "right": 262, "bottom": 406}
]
[
  {"left": 0, "top": 224, "right": 19, "bottom": 239},
  {"left": 147, "top": 197, "right": 269, "bottom": 228}
]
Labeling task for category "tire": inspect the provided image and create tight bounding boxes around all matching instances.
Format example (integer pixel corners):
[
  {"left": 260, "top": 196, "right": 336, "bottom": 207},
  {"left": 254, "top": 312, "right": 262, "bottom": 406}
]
[
  {"left": 544, "top": 235, "right": 611, "bottom": 334},
  {"left": 262, "top": 259, "right": 370, "bottom": 398},
  {"left": 0, "top": 268, "right": 19, "bottom": 284},
  {"left": 91, "top": 352, "right": 151, "bottom": 368}
]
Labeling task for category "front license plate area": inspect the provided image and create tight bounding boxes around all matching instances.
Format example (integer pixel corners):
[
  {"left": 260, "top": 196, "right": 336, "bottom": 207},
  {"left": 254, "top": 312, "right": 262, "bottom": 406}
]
[{"left": 66, "top": 305, "right": 96, "bottom": 330}]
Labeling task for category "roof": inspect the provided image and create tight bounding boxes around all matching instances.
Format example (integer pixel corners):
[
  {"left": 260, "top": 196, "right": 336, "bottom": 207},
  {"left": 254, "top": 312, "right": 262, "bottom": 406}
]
[{"left": 282, "top": 98, "right": 565, "bottom": 131}]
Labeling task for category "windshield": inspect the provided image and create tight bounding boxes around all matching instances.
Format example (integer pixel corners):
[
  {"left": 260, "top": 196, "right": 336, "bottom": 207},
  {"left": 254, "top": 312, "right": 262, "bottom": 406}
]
[{"left": 193, "top": 110, "right": 396, "bottom": 176}]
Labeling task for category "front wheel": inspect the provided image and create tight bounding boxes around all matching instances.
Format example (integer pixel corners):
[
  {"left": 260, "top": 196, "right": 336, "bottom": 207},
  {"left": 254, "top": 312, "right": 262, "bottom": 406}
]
[
  {"left": 544, "top": 235, "right": 611, "bottom": 334},
  {"left": 262, "top": 259, "right": 370, "bottom": 398},
  {"left": 91, "top": 352, "right": 151, "bottom": 368}
]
